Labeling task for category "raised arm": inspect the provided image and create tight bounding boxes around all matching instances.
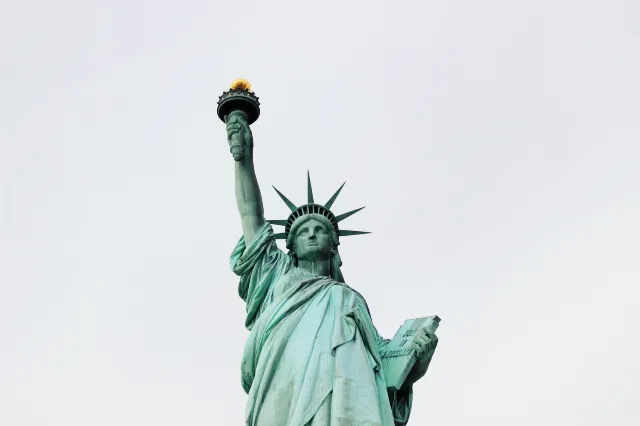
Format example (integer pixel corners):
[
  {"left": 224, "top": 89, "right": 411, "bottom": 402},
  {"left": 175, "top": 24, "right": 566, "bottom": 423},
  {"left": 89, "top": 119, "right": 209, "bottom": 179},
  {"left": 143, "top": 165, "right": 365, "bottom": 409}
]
[{"left": 226, "top": 111, "right": 266, "bottom": 245}]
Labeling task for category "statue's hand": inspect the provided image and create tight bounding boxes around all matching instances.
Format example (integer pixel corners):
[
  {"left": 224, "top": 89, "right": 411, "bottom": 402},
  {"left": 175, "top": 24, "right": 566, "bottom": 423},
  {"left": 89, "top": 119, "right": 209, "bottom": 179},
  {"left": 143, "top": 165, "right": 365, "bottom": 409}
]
[
  {"left": 414, "top": 326, "right": 438, "bottom": 361},
  {"left": 402, "top": 325, "right": 438, "bottom": 389},
  {"left": 226, "top": 111, "right": 253, "bottom": 161}
]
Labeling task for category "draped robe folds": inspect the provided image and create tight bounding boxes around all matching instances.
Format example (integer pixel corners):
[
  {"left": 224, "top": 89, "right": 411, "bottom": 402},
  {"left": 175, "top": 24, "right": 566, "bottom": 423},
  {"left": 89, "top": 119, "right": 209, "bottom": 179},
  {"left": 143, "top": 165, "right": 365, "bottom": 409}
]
[{"left": 230, "top": 223, "right": 413, "bottom": 426}]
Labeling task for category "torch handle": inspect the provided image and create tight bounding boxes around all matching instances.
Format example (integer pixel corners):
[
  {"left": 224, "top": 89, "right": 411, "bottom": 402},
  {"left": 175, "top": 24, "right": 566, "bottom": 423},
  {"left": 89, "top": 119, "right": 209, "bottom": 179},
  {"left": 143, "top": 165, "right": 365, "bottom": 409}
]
[
  {"left": 225, "top": 114, "right": 245, "bottom": 162},
  {"left": 230, "top": 132, "right": 245, "bottom": 161}
]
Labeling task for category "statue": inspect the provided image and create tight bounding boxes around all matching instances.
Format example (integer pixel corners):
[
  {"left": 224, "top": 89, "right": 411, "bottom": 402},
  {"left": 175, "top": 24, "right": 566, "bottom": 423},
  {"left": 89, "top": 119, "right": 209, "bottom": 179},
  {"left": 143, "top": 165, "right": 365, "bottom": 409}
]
[{"left": 218, "top": 79, "right": 440, "bottom": 426}]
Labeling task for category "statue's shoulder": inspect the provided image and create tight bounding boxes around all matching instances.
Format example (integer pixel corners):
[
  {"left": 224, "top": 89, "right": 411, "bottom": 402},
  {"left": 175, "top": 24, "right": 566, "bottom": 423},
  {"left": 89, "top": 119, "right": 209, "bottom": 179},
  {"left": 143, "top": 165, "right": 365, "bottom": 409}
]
[{"left": 333, "top": 280, "right": 367, "bottom": 302}]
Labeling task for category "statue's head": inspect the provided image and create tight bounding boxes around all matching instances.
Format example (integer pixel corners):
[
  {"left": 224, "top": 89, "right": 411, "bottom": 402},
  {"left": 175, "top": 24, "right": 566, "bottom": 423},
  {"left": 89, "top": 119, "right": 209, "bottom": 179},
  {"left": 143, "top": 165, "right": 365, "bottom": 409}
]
[
  {"left": 271, "top": 172, "right": 371, "bottom": 282},
  {"left": 286, "top": 214, "right": 339, "bottom": 262}
]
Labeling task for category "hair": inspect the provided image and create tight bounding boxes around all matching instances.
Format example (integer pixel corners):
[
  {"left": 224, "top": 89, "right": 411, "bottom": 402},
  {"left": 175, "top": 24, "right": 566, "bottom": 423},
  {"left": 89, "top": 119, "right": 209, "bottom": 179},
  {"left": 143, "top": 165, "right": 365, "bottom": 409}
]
[{"left": 285, "top": 214, "right": 344, "bottom": 283}]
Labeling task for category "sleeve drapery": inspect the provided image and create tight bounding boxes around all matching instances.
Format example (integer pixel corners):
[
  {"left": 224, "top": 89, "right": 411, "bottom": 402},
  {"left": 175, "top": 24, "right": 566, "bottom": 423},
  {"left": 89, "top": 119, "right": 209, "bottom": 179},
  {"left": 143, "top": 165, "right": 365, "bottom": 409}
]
[{"left": 230, "top": 222, "right": 292, "bottom": 330}]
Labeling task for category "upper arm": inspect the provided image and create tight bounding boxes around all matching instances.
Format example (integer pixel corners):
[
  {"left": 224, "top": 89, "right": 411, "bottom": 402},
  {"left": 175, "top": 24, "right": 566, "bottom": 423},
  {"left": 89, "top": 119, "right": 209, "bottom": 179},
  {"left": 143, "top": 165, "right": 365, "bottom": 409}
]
[{"left": 241, "top": 213, "right": 266, "bottom": 246}]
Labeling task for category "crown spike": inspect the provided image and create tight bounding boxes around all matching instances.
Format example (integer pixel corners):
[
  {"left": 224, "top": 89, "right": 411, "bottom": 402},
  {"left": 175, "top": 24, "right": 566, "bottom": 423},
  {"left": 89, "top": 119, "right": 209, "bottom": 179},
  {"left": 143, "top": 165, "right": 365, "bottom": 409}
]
[
  {"left": 338, "top": 230, "right": 371, "bottom": 237},
  {"left": 267, "top": 219, "right": 288, "bottom": 226},
  {"left": 307, "top": 171, "right": 314, "bottom": 204},
  {"left": 274, "top": 233, "right": 287, "bottom": 240},
  {"left": 272, "top": 186, "right": 298, "bottom": 212},
  {"left": 324, "top": 182, "right": 346, "bottom": 210},
  {"left": 335, "top": 206, "right": 366, "bottom": 223}
]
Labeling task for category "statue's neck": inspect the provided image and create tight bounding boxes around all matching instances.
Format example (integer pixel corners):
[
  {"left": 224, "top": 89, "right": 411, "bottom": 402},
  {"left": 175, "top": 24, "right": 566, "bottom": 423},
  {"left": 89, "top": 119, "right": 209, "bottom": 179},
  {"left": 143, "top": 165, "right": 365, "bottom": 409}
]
[{"left": 297, "top": 258, "right": 331, "bottom": 278}]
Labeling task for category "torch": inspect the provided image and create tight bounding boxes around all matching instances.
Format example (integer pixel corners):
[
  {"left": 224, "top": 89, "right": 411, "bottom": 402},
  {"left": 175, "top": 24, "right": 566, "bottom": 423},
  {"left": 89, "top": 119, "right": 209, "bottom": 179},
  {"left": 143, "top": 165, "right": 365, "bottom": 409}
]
[{"left": 217, "top": 79, "right": 261, "bottom": 161}]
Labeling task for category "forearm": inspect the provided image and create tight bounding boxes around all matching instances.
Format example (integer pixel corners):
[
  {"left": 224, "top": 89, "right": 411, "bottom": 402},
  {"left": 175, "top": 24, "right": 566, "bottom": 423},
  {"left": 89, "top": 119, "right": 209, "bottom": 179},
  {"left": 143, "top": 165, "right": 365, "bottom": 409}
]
[
  {"left": 235, "top": 160, "right": 265, "bottom": 244},
  {"left": 404, "top": 357, "right": 430, "bottom": 387}
]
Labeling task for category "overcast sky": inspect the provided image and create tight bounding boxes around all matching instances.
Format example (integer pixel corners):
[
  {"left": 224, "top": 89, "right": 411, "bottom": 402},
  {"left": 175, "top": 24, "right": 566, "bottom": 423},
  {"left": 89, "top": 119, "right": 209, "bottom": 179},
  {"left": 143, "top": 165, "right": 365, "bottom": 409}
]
[{"left": 1, "top": 1, "right": 639, "bottom": 425}]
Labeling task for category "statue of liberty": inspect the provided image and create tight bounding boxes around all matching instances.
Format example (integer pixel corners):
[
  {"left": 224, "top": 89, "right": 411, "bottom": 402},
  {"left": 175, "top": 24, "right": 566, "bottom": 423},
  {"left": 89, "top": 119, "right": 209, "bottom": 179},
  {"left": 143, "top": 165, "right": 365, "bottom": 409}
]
[{"left": 220, "top": 80, "right": 439, "bottom": 426}]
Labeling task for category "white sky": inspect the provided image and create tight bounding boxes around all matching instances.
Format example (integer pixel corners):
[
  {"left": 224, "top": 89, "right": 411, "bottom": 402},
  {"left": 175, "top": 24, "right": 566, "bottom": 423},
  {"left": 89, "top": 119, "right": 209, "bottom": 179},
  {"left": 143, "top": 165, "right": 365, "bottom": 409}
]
[{"left": 1, "top": 1, "right": 639, "bottom": 425}]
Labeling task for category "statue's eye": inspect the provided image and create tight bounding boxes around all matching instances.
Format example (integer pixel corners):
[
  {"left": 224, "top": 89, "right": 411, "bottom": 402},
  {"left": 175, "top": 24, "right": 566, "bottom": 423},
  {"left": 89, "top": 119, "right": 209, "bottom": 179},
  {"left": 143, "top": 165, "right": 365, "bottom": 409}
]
[{"left": 298, "top": 229, "right": 308, "bottom": 236}]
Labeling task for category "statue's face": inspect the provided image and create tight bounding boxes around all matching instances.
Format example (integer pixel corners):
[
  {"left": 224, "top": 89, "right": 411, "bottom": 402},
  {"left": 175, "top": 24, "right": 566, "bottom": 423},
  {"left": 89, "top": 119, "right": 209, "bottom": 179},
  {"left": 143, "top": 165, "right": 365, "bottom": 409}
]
[{"left": 293, "top": 218, "right": 333, "bottom": 262}]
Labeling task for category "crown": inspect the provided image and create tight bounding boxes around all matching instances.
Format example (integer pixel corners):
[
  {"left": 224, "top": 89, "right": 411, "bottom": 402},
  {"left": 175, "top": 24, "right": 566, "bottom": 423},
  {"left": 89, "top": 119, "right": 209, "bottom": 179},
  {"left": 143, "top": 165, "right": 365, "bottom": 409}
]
[{"left": 268, "top": 171, "right": 370, "bottom": 241}]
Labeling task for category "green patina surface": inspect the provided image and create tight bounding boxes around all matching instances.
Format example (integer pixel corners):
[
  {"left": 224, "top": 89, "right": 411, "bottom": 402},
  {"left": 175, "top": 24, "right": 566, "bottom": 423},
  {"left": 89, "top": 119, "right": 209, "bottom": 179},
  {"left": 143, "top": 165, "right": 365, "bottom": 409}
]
[{"left": 221, "top": 89, "right": 440, "bottom": 426}]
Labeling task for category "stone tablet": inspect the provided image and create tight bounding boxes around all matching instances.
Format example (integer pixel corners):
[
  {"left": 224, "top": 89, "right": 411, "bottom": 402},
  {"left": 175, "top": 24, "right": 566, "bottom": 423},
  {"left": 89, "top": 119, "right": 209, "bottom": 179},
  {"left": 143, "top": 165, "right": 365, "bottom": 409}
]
[{"left": 382, "top": 316, "right": 441, "bottom": 391}]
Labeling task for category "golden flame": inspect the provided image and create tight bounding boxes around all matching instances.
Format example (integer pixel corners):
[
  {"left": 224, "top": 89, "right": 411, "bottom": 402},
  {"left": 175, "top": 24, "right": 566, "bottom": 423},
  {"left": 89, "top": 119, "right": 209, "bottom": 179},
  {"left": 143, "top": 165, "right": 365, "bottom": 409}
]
[{"left": 230, "top": 78, "right": 252, "bottom": 91}]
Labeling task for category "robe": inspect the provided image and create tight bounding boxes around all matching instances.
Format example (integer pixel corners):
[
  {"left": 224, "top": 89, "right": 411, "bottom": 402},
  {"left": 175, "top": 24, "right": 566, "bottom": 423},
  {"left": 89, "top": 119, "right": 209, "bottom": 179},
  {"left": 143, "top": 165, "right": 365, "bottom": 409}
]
[{"left": 230, "top": 223, "right": 413, "bottom": 426}]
